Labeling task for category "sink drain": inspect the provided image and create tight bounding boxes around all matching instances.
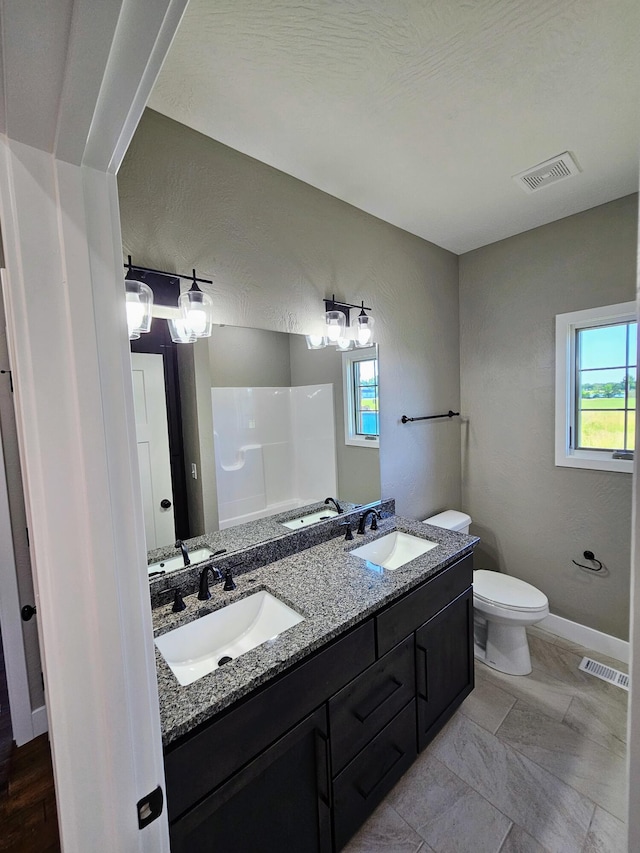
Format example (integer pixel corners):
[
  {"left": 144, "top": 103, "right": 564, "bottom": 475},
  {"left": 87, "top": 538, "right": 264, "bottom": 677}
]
[{"left": 218, "top": 656, "right": 233, "bottom": 666}]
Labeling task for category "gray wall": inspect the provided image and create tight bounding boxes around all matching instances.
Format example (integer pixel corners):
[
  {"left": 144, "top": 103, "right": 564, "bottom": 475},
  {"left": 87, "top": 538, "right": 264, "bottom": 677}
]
[
  {"left": 459, "top": 195, "right": 638, "bottom": 639},
  {"left": 118, "top": 109, "right": 461, "bottom": 520},
  {"left": 209, "top": 326, "right": 291, "bottom": 387}
]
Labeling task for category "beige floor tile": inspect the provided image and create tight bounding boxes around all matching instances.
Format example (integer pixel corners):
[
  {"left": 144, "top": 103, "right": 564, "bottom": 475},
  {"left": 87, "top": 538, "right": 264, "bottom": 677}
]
[
  {"left": 499, "top": 824, "right": 551, "bottom": 852},
  {"left": 496, "top": 701, "right": 627, "bottom": 821},
  {"left": 475, "top": 659, "right": 574, "bottom": 722},
  {"left": 459, "top": 677, "right": 516, "bottom": 734},
  {"left": 341, "top": 802, "right": 426, "bottom": 853},
  {"left": 582, "top": 806, "right": 627, "bottom": 853},
  {"left": 563, "top": 692, "right": 627, "bottom": 759},
  {"left": 387, "top": 752, "right": 511, "bottom": 853},
  {"left": 527, "top": 638, "right": 628, "bottom": 711},
  {"left": 428, "top": 713, "right": 595, "bottom": 853}
]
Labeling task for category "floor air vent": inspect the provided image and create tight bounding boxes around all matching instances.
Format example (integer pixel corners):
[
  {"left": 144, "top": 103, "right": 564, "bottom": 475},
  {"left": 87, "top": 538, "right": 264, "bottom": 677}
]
[
  {"left": 513, "top": 152, "right": 581, "bottom": 194},
  {"left": 579, "top": 656, "right": 629, "bottom": 691}
]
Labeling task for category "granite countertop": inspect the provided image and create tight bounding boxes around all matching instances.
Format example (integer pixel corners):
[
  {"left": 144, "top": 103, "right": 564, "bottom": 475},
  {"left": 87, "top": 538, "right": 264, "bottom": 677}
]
[
  {"left": 154, "top": 515, "right": 479, "bottom": 746},
  {"left": 146, "top": 499, "right": 364, "bottom": 567}
]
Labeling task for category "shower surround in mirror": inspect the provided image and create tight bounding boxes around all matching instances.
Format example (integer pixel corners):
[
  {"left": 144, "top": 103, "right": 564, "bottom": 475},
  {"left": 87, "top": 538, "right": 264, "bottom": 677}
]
[{"left": 212, "top": 383, "right": 337, "bottom": 528}]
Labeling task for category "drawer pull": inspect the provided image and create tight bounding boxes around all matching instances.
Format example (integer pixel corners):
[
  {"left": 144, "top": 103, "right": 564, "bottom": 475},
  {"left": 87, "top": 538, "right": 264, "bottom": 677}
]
[
  {"left": 353, "top": 677, "right": 403, "bottom": 723},
  {"left": 355, "top": 745, "right": 404, "bottom": 800},
  {"left": 416, "top": 646, "right": 428, "bottom": 700}
]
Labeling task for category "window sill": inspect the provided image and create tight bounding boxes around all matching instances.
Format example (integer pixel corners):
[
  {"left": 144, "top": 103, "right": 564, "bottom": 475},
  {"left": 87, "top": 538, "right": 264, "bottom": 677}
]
[
  {"left": 555, "top": 451, "right": 633, "bottom": 473},
  {"left": 345, "top": 436, "right": 379, "bottom": 449}
]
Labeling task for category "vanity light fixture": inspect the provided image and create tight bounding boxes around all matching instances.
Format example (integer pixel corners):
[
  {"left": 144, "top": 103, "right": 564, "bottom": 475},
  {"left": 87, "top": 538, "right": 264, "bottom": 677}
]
[
  {"left": 125, "top": 260, "right": 153, "bottom": 340},
  {"left": 124, "top": 257, "right": 214, "bottom": 344},
  {"left": 321, "top": 296, "right": 374, "bottom": 350},
  {"left": 179, "top": 270, "right": 214, "bottom": 338},
  {"left": 355, "top": 303, "right": 375, "bottom": 348}
]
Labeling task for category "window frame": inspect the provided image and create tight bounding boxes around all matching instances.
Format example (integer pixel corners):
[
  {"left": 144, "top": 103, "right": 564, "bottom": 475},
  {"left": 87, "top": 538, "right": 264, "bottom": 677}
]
[
  {"left": 342, "top": 346, "right": 379, "bottom": 449},
  {"left": 555, "top": 301, "right": 636, "bottom": 473}
]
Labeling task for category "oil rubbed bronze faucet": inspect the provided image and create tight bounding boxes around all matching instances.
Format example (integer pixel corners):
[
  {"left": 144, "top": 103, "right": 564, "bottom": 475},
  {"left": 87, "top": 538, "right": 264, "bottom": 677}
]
[
  {"left": 198, "top": 565, "right": 223, "bottom": 600},
  {"left": 175, "top": 539, "right": 191, "bottom": 567},
  {"left": 324, "top": 497, "right": 343, "bottom": 514},
  {"left": 357, "top": 508, "right": 381, "bottom": 535}
]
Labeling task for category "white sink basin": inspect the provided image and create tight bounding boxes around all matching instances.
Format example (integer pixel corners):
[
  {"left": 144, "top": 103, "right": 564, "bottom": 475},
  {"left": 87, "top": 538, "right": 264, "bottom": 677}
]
[
  {"left": 350, "top": 531, "right": 438, "bottom": 571},
  {"left": 155, "top": 591, "right": 304, "bottom": 685},
  {"left": 148, "top": 547, "right": 216, "bottom": 577},
  {"left": 281, "top": 509, "right": 339, "bottom": 529}
]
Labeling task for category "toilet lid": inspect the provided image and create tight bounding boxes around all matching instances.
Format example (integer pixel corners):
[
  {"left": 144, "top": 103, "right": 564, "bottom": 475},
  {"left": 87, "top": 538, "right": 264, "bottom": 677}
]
[{"left": 473, "top": 570, "right": 548, "bottom": 611}]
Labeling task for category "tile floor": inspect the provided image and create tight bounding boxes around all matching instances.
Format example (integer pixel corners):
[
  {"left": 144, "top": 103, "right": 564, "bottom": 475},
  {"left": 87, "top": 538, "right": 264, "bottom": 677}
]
[{"left": 343, "top": 627, "right": 628, "bottom": 853}]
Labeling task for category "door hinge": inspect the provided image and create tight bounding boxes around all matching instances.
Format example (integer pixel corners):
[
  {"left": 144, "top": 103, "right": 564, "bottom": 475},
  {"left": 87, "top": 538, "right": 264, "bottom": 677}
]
[{"left": 137, "top": 785, "right": 164, "bottom": 829}]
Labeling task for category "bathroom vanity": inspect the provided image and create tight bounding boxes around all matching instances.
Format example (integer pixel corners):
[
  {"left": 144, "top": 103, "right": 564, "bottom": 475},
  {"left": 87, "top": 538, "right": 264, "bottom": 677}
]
[{"left": 152, "top": 513, "right": 477, "bottom": 851}]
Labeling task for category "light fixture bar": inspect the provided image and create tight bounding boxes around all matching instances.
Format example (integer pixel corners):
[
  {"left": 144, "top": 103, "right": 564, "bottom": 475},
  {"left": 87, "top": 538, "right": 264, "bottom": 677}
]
[
  {"left": 124, "top": 256, "right": 213, "bottom": 287},
  {"left": 323, "top": 296, "right": 372, "bottom": 316}
]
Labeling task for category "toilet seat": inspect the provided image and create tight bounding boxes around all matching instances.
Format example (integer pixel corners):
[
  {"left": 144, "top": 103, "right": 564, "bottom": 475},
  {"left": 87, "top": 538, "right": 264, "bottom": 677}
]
[{"left": 473, "top": 570, "right": 548, "bottom": 613}]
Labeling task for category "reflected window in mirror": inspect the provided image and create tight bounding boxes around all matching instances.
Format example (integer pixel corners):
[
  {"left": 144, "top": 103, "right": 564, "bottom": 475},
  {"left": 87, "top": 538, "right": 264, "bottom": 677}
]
[{"left": 343, "top": 347, "right": 379, "bottom": 448}]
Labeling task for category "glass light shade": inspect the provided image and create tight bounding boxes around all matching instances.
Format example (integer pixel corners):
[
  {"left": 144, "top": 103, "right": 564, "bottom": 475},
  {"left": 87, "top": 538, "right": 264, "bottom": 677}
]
[
  {"left": 305, "top": 334, "right": 327, "bottom": 350},
  {"left": 168, "top": 317, "right": 196, "bottom": 344},
  {"left": 325, "top": 310, "right": 346, "bottom": 343},
  {"left": 125, "top": 279, "right": 153, "bottom": 339},
  {"left": 336, "top": 335, "right": 354, "bottom": 351},
  {"left": 355, "top": 312, "right": 375, "bottom": 347},
  {"left": 178, "top": 289, "right": 213, "bottom": 338}
]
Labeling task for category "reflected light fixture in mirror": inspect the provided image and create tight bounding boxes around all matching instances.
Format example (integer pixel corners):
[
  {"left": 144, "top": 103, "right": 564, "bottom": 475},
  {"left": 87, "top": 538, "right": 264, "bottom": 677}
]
[{"left": 305, "top": 333, "right": 327, "bottom": 350}]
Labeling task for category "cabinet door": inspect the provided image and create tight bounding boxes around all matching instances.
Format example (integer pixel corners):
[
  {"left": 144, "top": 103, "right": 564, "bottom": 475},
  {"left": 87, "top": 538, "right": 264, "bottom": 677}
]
[
  {"left": 169, "top": 707, "right": 331, "bottom": 853},
  {"left": 416, "top": 587, "right": 474, "bottom": 750}
]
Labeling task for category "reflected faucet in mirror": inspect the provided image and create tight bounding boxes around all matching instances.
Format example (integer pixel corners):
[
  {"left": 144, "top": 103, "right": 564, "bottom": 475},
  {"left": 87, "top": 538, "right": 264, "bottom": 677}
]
[
  {"left": 324, "top": 497, "right": 343, "bottom": 514},
  {"left": 175, "top": 539, "right": 191, "bottom": 567}
]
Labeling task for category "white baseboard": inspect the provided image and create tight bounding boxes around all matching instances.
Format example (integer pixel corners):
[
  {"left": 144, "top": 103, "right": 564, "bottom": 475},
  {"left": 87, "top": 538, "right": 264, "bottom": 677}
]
[
  {"left": 32, "top": 704, "right": 48, "bottom": 738},
  {"left": 540, "top": 613, "right": 629, "bottom": 664}
]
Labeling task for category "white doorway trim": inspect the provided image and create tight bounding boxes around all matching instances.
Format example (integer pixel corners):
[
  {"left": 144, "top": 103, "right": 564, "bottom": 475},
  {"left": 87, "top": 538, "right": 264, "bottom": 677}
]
[{"left": 0, "top": 0, "right": 189, "bottom": 850}]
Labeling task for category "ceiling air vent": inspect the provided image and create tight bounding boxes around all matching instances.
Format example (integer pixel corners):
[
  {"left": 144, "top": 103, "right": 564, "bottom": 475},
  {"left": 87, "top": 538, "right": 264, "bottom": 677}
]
[{"left": 513, "top": 152, "right": 581, "bottom": 194}]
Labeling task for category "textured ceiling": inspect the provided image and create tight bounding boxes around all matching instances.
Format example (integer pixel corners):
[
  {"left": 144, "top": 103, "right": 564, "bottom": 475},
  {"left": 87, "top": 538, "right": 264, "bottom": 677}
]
[{"left": 149, "top": 0, "right": 640, "bottom": 253}]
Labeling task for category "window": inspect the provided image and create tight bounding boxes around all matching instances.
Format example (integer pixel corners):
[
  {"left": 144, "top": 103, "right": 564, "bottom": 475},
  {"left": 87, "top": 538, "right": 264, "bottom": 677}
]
[
  {"left": 342, "top": 347, "right": 379, "bottom": 448},
  {"left": 555, "top": 302, "right": 636, "bottom": 472}
]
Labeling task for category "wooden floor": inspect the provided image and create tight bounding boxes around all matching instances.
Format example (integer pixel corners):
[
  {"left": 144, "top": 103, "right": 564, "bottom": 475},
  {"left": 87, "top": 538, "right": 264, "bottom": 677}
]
[
  {"left": 0, "top": 735, "right": 60, "bottom": 852},
  {"left": 0, "top": 628, "right": 60, "bottom": 852}
]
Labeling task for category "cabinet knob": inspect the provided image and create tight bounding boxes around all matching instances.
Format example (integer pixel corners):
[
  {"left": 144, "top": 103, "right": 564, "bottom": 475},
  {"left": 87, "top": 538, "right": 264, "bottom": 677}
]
[{"left": 160, "top": 499, "right": 172, "bottom": 509}]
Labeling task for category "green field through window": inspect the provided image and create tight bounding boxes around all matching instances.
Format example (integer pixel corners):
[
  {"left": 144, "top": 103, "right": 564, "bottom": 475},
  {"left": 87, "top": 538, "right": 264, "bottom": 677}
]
[{"left": 576, "top": 322, "right": 636, "bottom": 451}]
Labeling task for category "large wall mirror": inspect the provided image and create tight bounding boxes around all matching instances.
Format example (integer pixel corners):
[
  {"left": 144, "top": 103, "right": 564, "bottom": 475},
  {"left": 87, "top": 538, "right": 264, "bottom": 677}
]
[{"left": 131, "top": 322, "right": 381, "bottom": 553}]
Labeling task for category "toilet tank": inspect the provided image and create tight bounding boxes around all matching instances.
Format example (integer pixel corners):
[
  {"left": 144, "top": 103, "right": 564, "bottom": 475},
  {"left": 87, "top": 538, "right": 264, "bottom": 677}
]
[{"left": 423, "top": 509, "right": 471, "bottom": 534}]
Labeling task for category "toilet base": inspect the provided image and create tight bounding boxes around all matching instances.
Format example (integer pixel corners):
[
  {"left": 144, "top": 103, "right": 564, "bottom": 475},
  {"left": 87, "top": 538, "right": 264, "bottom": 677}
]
[{"left": 480, "top": 622, "right": 532, "bottom": 676}]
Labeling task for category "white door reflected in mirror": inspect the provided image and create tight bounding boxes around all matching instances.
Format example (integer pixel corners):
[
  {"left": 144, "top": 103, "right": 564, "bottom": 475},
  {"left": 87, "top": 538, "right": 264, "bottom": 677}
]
[{"left": 131, "top": 352, "right": 175, "bottom": 549}]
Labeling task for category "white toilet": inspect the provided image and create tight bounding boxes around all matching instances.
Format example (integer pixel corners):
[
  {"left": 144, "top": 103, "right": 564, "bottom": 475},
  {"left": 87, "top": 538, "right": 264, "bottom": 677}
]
[{"left": 423, "top": 510, "right": 549, "bottom": 676}]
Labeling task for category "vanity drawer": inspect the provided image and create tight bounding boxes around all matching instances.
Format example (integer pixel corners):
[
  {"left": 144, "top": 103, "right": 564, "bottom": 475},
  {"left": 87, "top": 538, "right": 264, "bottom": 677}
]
[
  {"left": 332, "top": 700, "right": 417, "bottom": 850},
  {"left": 329, "top": 636, "right": 415, "bottom": 775},
  {"left": 165, "top": 618, "right": 375, "bottom": 821},
  {"left": 375, "top": 553, "right": 472, "bottom": 656}
]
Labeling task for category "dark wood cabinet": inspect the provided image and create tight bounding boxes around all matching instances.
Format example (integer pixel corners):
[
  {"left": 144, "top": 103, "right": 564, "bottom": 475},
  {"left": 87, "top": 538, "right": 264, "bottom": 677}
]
[
  {"left": 416, "top": 587, "right": 474, "bottom": 749},
  {"left": 164, "top": 553, "right": 475, "bottom": 852},
  {"left": 169, "top": 707, "right": 331, "bottom": 853}
]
